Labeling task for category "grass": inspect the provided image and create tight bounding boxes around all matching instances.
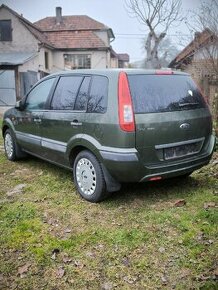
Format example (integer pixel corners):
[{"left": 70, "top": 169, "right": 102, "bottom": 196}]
[{"left": 0, "top": 121, "right": 217, "bottom": 289}]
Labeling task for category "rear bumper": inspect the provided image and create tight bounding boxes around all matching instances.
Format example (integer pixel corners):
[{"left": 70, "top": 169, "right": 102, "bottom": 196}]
[{"left": 100, "top": 134, "right": 216, "bottom": 183}]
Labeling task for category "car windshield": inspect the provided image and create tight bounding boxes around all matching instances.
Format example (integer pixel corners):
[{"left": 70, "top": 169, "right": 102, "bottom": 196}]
[{"left": 127, "top": 74, "right": 207, "bottom": 113}]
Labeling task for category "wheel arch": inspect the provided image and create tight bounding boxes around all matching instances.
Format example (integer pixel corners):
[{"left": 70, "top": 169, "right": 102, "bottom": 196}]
[
  {"left": 69, "top": 145, "right": 88, "bottom": 167},
  {"left": 2, "top": 118, "right": 15, "bottom": 138},
  {"left": 68, "top": 142, "right": 121, "bottom": 193},
  {"left": 67, "top": 135, "right": 103, "bottom": 167},
  {"left": 2, "top": 124, "right": 9, "bottom": 137}
]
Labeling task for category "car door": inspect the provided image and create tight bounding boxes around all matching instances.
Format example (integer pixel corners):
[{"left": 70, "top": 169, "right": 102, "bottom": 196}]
[
  {"left": 15, "top": 77, "right": 56, "bottom": 155},
  {"left": 41, "top": 75, "right": 91, "bottom": 166}
]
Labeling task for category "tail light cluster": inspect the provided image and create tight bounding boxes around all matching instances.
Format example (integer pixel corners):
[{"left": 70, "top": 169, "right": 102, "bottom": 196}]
[{"left": 118, "top": 72, "right": 135, "bottom": 132}]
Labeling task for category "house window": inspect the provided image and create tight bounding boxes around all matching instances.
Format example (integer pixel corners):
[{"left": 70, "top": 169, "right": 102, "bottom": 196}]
[
  {"left": 45, "top": 51, "right": 49, "bottom": 70},
  {"left": 0, "top": 20, "right": 12, "bottom": 41},
  {"left": 64, "top": 54, "right": 91, "bottom": 69}
]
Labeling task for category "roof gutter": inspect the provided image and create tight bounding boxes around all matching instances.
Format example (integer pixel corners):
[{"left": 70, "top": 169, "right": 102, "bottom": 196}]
[{"left": 109, "top": 28, "right": 115, "bottom": 43}]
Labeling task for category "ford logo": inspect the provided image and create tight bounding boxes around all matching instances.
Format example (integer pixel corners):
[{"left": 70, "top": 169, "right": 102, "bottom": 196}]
[{"left": 180, "top": 123, "right": 190, "bottom": 130}]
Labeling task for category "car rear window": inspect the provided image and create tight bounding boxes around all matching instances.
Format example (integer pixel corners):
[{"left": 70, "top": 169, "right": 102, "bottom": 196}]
[{"left": 127, "top": 74, "right": 207, "bottom": 113}]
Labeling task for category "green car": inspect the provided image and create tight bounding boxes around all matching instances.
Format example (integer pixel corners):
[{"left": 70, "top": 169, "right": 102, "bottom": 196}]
[{"left": 2, "top": 69, "right": 216, "bottom": 202}]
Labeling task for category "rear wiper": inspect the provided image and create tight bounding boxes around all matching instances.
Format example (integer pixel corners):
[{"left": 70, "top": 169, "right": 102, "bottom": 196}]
[{"left": 178, "top": 102, "right": 199, "bottom": 107}]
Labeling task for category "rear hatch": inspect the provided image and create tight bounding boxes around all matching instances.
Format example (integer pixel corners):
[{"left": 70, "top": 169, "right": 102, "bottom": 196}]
[{"left": 127, "top": 72, "right": 212, "bottom": 165}]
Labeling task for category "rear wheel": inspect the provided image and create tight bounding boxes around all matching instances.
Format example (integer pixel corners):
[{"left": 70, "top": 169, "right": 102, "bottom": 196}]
[
  {"left": 4, "top": 129, "right": 26, "bottom": 161},
  {"left": 73, "top": 150, "right": 107, "bottom": 202}
]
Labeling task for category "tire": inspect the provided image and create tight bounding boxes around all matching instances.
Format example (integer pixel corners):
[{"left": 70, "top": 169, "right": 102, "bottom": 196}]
[
  {"left": 73, "top": 150, "right": 107, "bottom": 202},
  {"left": 4, "top": 129, "right": 26, "bottom": 161}
]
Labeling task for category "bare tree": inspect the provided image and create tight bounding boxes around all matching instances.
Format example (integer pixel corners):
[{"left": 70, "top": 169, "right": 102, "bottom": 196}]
[
  {"left": 195, "top": 0, "right": 218, "bottom": 36},
  {"left": 139, "top": 36, "right": 180, "bottom": 68},
  {"left": 125, "top": 0, "right": 184, "bottom": 68},
  {"left": 193, "top": 0, "right": 218, "bottom": 75}
]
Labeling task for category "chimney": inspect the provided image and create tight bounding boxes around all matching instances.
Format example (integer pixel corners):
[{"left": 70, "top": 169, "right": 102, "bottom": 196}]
[{"left": 56, "top": 7, "right": 62, "bottom": 25}]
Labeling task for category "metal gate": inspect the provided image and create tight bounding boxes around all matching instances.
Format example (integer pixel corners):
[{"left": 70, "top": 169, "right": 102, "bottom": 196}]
[
  {"left": 0, "top": 70, "right": 16, "bottom": 106},
  {"left": 20, "top": 71, "right": 38, "bottom": 97}
]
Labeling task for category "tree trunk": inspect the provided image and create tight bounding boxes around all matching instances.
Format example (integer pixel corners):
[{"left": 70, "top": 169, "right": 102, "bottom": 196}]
[{"left": 144, "top": 32, "right": 166, "bottom": 69}]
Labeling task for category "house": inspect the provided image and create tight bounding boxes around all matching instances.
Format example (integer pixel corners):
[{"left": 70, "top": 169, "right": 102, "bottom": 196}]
[
  {"left": 169, "top": 29, "right": 218, "bottom": 115},
  {"left": 0, "top": 4, "right": 54, "bottom": 105},
  {"left": 34, "top": 7, "right": 115, "bottom": 71},
  {"left": 109, "top": 50, "right": 130, "bottom": 68},
  {"left": 0, "top": 5, "right": 127, "bottom": 106},
  {"left": 117, "top": 53, "right": 130, "bottom": 68}
]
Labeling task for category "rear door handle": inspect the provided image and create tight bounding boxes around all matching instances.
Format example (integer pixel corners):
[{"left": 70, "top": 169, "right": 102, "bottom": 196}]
[{"left": 71, "top": 120, "right": 82, "bottom": 126}]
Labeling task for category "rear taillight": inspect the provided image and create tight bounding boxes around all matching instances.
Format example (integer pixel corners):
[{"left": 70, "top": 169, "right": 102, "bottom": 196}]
[{"left": 118, "top": 72, "right": 135, "bottom": 132}]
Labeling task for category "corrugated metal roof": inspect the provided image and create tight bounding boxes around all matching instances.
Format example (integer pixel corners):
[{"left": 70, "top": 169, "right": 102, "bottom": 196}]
[{"left": 0, "top": 52, "right": 36, "bottom": 65}]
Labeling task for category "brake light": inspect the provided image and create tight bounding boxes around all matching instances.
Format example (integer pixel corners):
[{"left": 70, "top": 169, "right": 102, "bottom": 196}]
[
  {"left": 149, "top": 176, "right": 162, "bottom": 181},
  {"left": 118, "top": 72, "right": 135, "bottom": 132},
  {"left": 155, "top": 70, "right": 173, "bottom": 75}
]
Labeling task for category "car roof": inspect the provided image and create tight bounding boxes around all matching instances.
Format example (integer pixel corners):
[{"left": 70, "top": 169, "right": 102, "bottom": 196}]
[{"left": 42, "top": 68, "right": 189, "bottom": 81}]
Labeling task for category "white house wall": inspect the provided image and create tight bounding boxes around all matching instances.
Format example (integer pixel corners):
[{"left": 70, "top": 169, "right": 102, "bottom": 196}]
[
  {"left": 19, "top": 54, "right": 39, "bottom": 72},
  {"left": 95, "top": 31, "right": 109, "bottom": 46},
  {"left": 52, "top": 50, "right": 108, "bottom": 71},
  {"left": 92, "top": 51, "right": 108, "bottom": 68},
  {"left": 52, "top": 51, "right": 65, "bottom": 72},
  {"left": 0, "top": 7, "right": 39, "bottom": 52}
]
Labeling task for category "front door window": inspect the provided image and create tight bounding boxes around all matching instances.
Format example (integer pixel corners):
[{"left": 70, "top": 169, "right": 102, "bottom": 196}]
[{"left": 25, "top": 78, "right": 55, "bottom": 110}]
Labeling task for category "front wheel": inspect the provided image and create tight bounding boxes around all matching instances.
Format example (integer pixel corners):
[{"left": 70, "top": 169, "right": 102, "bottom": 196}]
[
  {"left": 73, "top": 150, "right": 107, "bottom": 202},
  {"left": 4, "top": 129, "right": 26, "bottom": 161}
]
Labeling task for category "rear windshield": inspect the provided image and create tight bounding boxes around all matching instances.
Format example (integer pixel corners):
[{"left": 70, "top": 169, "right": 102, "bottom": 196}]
[{"left": 127, "top": 74, "right": 207, "bottom": 113}]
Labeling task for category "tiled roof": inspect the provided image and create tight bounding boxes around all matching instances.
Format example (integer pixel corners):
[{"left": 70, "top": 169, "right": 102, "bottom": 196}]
[
  {"left": 169, "top": 29, "right": 214, "bottom": 67},
  {"left": 0, "top": 4, "right": 113, "bottom": 51},
  {"left": 34, "top": 15, "right": 109, "bottom": 31},
  {"left": 45, "top": 30, "right": 107, "bottom": 49}
]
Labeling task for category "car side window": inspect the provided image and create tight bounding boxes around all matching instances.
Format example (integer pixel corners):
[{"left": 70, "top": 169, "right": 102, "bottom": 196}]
[
  {"left": 74, "top": 77, "right": 91, "bottom": 111},
  {"left": 25, "top": 78, "right": 55, "bottom": 110},
  {"left": 87, "top": 76, "right": 108, "bottom": 113},
  {"left": 51, "top": 76, "right": 83, "bottom": 110}
]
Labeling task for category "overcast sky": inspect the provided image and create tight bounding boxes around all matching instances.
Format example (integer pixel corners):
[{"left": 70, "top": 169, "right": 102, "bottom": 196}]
[{"left": 0, "top": 0, "right": 201, "bottom": 62}]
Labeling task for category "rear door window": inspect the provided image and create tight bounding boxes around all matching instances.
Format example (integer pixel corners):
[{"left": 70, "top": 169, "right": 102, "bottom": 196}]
[
  {"left": 87, "top": 76, "right": 108, "bottom": 113},
  {"left": 127, "top": 74, "right": 206, "bottom": 113},
  {"left": 74, "top": 76, "right": 91, "bottom": 111},
  {"left": 51, "top": 76, "right": 83, "bottom": 110}
]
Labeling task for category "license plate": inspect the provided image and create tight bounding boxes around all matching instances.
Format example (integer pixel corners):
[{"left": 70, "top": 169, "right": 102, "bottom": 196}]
[{"left": 164, "top": 142, "right": 201, "bottom": 160}]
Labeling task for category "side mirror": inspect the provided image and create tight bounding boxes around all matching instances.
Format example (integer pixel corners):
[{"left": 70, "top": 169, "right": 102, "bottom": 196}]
[{"left": 15, "top": 100, "right": 24, "bottom": 110}]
